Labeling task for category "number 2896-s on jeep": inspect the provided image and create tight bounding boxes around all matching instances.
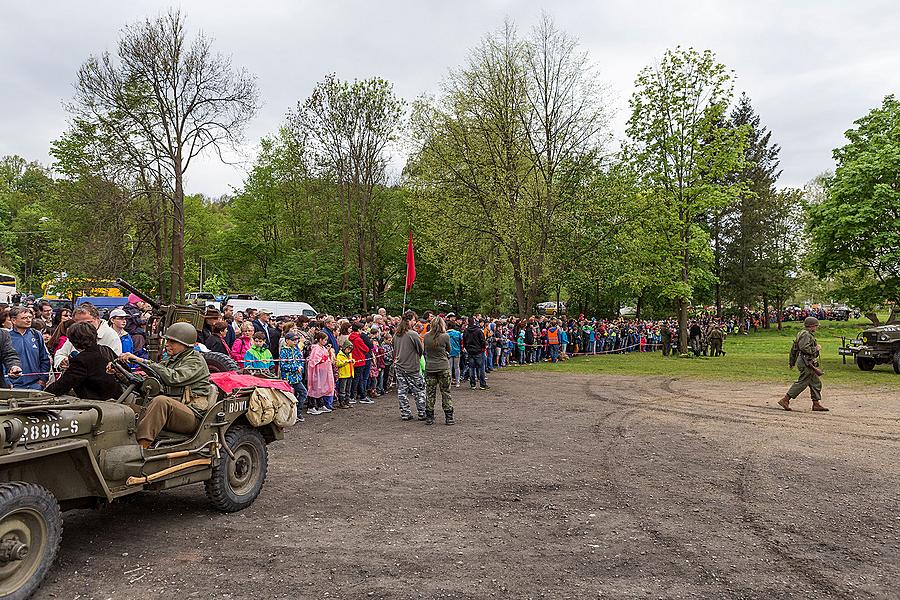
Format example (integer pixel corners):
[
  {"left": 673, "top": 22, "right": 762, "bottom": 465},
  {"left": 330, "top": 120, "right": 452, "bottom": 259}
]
[{"left": 0, "top": 280, "right": 295, "bottom": 600}]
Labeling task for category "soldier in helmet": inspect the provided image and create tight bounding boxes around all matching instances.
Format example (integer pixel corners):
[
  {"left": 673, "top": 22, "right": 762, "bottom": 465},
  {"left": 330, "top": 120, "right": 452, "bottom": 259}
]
[
  {"left": 116, "top": 322, "right": 212, "bottom": 448},
  {"left": 779, "top": 316, "right": 829, "bottom": 412}
]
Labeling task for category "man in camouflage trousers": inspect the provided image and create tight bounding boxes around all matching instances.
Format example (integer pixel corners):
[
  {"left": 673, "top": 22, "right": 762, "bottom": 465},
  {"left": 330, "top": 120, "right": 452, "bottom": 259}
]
[{"left": 779, "top": 316, "right": 829, "bottom": 412}]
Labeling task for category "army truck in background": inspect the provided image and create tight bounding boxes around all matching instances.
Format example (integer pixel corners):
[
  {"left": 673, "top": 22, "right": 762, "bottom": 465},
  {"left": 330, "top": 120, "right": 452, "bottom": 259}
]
[{"left": 838, "top": 324, "right": 900, "bottom": 373}]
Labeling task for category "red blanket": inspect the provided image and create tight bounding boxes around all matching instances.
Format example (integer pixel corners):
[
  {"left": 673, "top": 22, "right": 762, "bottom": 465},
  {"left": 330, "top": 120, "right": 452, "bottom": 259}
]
[{"left": 209, "top": 372, "right": 293, "bottom": 394}]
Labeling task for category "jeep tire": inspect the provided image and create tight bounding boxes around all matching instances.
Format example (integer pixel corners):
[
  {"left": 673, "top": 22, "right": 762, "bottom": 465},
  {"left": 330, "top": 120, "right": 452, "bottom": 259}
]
[
  {"left": 0, "top": 482, "right": 62, "bottom": 600},
  {"left": 205, "top": 426, "right": 268, "bottom": 512},
  {"left": 203, "top": 351, "right": 239, "bottom": 373},
  {"left": 857, "top": 356, "right": 876, "bottom": 371},
  {"left": 893, "top": 350, "right": 900, "bottom": 375}
]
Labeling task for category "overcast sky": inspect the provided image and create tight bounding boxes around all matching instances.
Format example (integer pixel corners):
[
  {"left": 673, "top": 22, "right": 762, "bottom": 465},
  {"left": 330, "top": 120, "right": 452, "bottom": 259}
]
[{"left": 2, "top": 0, "right": 897, "bottom": 196}]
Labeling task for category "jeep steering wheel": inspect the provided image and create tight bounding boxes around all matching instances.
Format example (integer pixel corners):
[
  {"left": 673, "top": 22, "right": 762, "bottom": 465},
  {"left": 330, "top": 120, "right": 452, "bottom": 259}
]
[{"left": 110, "top": 359, "right": 143, "bottom": 386}]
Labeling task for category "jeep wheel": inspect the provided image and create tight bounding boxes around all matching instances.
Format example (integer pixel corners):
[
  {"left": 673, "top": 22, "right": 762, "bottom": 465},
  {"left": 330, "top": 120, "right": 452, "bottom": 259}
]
[
  {"left": 857, "top": 357, "right": 876, "bottom": 371},
  {"left": 0, "top": 483, "right": 62, "bottom": 600},
  {"left": 205, "top": 426, "right": 268, "bottom": 512},
  {"left": 893, "top": 350, "right": 900, "bottom": 375},
  {"left": 204, "top": 351, "right": 239, "bottom": 373}
]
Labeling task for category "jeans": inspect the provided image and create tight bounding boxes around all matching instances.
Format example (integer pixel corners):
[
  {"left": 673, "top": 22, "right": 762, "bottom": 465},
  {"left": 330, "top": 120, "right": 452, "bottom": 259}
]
[
  {"left": 548, "top": 344, "right": 559, "bottom": 363},
  {"left": 450, "top": 355, "right": 461, "bottom": 384},
  {"left": 468, "top": 354, "right": 486, "bottom": 387},
  {"left": 290, "top": 381, "right": 308, "bottom": 411},
  {"left": 337, "top": 377, "right": 353, "bottom": 405},
  {"left": 353, "top": 361, "right": 371, "bottom": 399}
]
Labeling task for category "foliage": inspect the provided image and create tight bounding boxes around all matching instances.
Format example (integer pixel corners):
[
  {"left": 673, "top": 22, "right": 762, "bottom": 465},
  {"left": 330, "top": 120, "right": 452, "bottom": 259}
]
[
  {"left": 807, "top": 95, "right": 900, "bottom": 322},
  {"left": 625, "top": 47, "right": 748, "bottom": 349}
]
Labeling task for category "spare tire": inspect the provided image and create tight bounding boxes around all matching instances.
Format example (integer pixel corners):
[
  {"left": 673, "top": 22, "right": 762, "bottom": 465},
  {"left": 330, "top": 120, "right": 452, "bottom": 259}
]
[
  {"left": 857, "top": 356, "right": 876, "bottom": 371},
  {"left": 204, "top": 351, "right": 238, "bottom": 373}
]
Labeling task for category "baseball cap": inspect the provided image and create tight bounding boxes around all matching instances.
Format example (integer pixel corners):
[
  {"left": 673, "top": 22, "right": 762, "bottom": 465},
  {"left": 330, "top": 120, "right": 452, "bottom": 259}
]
[
  {"left": 284, "top": 332, "right": 300, "bottom": 341},
  {"left": 109, "top": 308, "right": 128, "bottom": 318}
]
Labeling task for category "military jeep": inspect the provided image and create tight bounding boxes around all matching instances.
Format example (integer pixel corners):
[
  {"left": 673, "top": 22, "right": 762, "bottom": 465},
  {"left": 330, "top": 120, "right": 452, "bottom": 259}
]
[
  {"left": 838, "top": 324, "right": 900, "bottom": 373},
  {"left": 0, "top": 282, "right": 286, "bottom": 600}
]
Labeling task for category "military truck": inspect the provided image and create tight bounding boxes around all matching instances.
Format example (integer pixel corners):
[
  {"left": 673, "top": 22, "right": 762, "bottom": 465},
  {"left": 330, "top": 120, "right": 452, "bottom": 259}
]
[
  {"left": 838, "top": 324, "right": 900, "bottom": 373},
  {"left": 0, "top": 280, "right": 288, "bottom": 599}
]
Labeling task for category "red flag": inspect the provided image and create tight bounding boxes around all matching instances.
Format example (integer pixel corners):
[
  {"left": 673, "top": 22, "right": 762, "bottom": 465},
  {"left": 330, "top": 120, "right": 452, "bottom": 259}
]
[{"left": 405, "top": 230, "right": 416, "bottom": 292}]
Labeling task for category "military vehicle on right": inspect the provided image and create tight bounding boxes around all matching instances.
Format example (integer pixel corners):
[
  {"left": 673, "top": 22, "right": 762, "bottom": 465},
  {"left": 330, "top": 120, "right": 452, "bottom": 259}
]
[{"left": 838, "top": 324, "right": 900, "bottom": 373}]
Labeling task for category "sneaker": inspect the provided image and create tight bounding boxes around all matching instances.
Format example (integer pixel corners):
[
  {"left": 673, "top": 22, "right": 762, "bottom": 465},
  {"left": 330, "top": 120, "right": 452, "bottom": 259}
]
[
  {"left": 294, "top": 415, "right": 305, "bottom": 424},
  {"left": 417, "top": 413, "right": 427, "bottom": 421},
  {"left": 307, "top": 408, "right": 320, "bottom": 415},
  {"left": 319, "top": 406, "right": 333, "bottom": 413},
  {"left": 455, "top": 382, "right": 460, "bottom": 389},
  {"left": 480, "top": 385, "right": 490, "bottom": 390},
  {"left": 349, "top": 399, "right": 357, "bottom": 404},
  {"left": 359, "top": 399, "right": 375, "bottom": 405},
  {"left": 401, "top": 414, "right": 413, "bottom": 421},
  {"left": 470, "top": 385, "right": 476, "bottom": 390}
]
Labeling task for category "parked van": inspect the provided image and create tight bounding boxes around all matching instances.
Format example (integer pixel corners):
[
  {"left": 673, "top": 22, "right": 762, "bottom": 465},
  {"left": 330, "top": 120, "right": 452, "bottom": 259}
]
[{"left": 226, "top": 299, "right": 318, "bottom": 319}]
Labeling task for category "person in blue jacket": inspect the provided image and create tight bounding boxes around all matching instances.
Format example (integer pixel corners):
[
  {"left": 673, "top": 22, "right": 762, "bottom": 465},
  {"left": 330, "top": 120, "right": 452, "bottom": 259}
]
[
  {"left": 447, "top": 323, "right": 463, "bottom": 388},
  {"left": 8, "top": 307, "right": 50, "bottom": 390}
]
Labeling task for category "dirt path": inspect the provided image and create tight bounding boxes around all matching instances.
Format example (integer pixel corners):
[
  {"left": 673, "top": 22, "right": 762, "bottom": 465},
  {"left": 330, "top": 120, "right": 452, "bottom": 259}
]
[{"left": 38, "top": 371, "right": 900, "bottom": 599}]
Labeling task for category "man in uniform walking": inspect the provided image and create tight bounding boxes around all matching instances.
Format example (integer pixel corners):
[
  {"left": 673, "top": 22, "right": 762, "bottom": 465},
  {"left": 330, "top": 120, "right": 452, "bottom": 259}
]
[
  {"left": 708, "top": 323, "right": 726, "bottom": 357},
  {"left": 779, "top": 316, "right": 829, "bottom": 412}
]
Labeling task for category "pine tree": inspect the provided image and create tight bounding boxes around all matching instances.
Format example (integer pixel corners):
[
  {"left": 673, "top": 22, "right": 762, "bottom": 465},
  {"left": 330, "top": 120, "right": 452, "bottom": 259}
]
[{"left": 721, "top": 94, "right": 782, "bottom": 324}]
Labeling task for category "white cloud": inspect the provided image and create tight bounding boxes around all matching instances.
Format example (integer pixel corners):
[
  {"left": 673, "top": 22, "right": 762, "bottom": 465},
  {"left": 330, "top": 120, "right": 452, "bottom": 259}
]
[{"left": 1, "top": 0, "right": 898, "bottom": 195}]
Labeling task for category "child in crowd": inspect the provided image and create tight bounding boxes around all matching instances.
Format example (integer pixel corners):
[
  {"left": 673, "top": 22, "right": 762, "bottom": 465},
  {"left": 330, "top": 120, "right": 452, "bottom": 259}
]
[
  {"left": 230, "top": 322, "right": 254, "bottom": 367},
  {"left": 371, "top": 337, "right": 384, "bottom": 396},
  {"left": 516, "top": 329, "right": 526, "bottom": 362},
  {"left": 380, "top": 334, "right": 394, "bottom": 392},
  {"left": 244, "top": 332, "right": 274, "bottom": 372},
  {"left": 306, "top": 331, "right": 335, "bottom": 414},
  {"left": 279, "top": 332, "right": 308, "bottom": 421},
  {"left": 334, "top": 340, "right": 355, "bottom": 409}
]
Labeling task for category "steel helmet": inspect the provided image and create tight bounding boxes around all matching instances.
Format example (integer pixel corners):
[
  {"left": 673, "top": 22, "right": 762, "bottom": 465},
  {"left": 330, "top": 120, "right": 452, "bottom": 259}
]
[
  {"left": 163, "top": 322, "right": 198, "bottom": 346},
  {"left": 803, "top": 316, "right": 820, "bottom": 328}
]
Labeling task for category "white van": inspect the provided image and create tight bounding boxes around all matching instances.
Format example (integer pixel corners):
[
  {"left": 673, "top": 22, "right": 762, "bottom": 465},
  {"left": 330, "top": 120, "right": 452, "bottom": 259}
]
[{"left": 226, "top": 299, "right": 318, "bottom": 319}]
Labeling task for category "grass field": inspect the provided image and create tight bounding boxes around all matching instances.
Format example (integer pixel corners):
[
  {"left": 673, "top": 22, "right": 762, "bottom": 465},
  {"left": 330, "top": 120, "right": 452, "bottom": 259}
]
[{"left": 531, "top": 318, "right": 900, "bottom": 387}]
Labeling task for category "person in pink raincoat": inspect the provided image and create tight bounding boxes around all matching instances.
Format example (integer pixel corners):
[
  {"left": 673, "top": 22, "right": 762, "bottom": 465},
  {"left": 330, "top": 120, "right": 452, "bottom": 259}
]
[{"left": 306, "top": 331, "right": 335, "bottom": 414}]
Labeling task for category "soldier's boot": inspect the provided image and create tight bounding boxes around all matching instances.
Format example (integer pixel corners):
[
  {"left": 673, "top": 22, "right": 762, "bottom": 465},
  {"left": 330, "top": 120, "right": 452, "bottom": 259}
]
[
  {"left": 778, "top": 395, "right": 792, "bottom": 411},
  {"left": 425, "top": 410, "right": 435, "bottom": 425},
  {"left": 811, "top": 401, "right": 830, "bottom": 412},
  {"left": 444, "top": 410, "right": 455, "bottom": 426}
]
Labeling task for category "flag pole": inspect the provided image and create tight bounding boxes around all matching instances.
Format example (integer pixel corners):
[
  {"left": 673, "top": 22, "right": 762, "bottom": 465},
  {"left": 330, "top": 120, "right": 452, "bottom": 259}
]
[{"left": 402, "top": 274, "right": 408, "bottom": 315}]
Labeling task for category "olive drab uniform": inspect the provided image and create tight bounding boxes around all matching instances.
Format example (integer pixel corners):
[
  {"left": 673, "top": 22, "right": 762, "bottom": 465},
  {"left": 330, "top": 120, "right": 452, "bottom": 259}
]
[
  {"left": 708, "top": 326, "right": 725, "bottom": 357},
  {"left": 787, "top": 329, "right": 822, "bottom": 403},
  {"left": 132, "top": 349, "right": 212, "bottom": 443}
]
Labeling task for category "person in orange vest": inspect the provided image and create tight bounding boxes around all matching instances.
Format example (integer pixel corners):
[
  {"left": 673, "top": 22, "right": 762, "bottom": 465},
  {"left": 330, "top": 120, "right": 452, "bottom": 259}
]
[{"left": 546, "top": 319, "right": 561, "bottom": 363}]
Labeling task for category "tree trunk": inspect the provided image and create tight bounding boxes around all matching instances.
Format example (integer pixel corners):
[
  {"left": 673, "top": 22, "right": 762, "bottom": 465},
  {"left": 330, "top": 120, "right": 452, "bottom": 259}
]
[
  {"left": 635, "top": 290, "right": 644, "bottom": 320},
  {"left": 171, "top": 156, "right": 186, "bottom": 304},
  {"left": 678, "top": 298, "right": 689, "bottom": 355},
  {"left": 762, "top": 294, "right": 769, "bottom": 329}
]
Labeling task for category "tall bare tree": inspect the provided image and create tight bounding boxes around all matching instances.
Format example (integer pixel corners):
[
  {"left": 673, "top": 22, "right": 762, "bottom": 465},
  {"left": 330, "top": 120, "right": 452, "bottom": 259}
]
[
  {"left": 70, "top": 8, "right": 258, "bottom": 300},
  {"left": 290, "top": 75, "right": 404, "bottom": 311},
  {"left": 408, "top": 18, "right": 609, "bottom": 316}
]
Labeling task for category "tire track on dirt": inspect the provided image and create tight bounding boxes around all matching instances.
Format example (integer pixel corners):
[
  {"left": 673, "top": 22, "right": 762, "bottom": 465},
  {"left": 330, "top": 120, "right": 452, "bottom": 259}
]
[
  {"left": 586, "top": 379, "right": 865, "bottom": 599},
  {"left": 586, "top": 381, "right": 751, "bottom": 598}
]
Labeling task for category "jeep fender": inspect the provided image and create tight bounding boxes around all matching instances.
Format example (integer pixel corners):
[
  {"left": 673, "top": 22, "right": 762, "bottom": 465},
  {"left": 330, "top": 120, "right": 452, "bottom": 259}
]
[{"left": 0, "top": 439, "right": 114, "bottom": 504}]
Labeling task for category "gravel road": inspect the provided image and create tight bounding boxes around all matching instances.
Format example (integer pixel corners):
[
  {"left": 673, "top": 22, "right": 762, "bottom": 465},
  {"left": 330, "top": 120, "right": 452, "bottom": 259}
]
[{"left": 38, "top": 371, "right": 900, "bottom": 599}]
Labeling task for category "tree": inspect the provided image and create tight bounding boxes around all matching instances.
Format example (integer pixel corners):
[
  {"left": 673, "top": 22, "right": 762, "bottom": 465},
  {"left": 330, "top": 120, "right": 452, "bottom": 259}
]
[
  {"left": 625, "top": 47, "right": 747, "bottom": 352},
  {"left": 70, "top": 8, "right": 258, "bottom": 301},
  {"left": 289, "top": 75, "right": 405, "bottom": 311},
  {"left": 807, "top": 95, "right": 900, "bottom": 324},
  {"left": 408, "top": 19, "right": 610, "bottom": 316},
  {"left": 718, "top": 94, "right": 782, "bottom": 322}
]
